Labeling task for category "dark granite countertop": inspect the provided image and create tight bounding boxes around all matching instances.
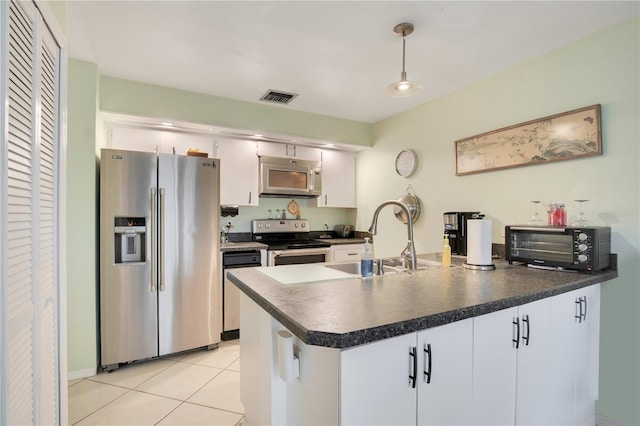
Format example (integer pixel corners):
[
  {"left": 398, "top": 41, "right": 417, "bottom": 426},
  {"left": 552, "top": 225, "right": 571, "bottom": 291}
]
[{"left": 227, "top": 254, "right": 618, "bottom": 350}]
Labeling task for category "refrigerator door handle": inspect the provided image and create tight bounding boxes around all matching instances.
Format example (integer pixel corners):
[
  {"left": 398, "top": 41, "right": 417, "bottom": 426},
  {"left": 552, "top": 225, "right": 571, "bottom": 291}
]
[
  {"left": 159, "top": 188, "right": 166, "bottom": 292},
  {"left": 150, "top": 187, "right": 157, "bottom": 293}
]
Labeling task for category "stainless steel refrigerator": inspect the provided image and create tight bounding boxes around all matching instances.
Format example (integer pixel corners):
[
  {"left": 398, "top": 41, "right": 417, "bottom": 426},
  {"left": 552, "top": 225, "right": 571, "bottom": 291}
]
[{"left": 100, "top": 149, "right": 221, "bottom": 370}]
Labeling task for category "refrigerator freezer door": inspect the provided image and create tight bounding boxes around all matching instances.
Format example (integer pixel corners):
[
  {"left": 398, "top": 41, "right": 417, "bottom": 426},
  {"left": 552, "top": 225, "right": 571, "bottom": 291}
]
[
  {"left": 158, "top": 154, "right": 221, "bottom": 355},
  {"left": 100, "top": 149, "right": 159, "bottom": 367}
]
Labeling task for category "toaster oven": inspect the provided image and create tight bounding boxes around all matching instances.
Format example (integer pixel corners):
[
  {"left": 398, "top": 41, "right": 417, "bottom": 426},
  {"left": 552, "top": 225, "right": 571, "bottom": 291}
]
[{"left": 505, "top": 225, "right": 611, "bottom": 272}]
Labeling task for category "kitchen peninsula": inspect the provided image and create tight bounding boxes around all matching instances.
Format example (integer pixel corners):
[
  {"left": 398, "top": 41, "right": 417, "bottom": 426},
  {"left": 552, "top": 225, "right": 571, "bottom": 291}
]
[{"left": 228, "top": 255, "right": 617, "bottom": 425}]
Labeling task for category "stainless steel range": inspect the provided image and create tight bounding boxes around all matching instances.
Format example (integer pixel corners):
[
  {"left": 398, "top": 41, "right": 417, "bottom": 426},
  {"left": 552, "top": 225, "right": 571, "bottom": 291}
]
[{"left": 252, "top": 219, "right": 331, "bottom": 266}]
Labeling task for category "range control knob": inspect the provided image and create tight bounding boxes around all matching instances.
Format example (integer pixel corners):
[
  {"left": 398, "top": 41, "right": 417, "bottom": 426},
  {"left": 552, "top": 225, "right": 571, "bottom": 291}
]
[
  {"left": 265, "top": 223, "right": 271, "bottom": 228},
  {"left": 294, "top": 223, "right": 299, "bottom": 228},
  {"left": 578, "top": 233, "right": 588, "bottom": 242},
  {"left": 577, "top": 254, "right": 588, "bottom": 263},
  {"left": 578, "top": 244, "right": 588, "bottom": 252},
  {"left": 301, "top": 223, "right": 306, "bottom": 228}
]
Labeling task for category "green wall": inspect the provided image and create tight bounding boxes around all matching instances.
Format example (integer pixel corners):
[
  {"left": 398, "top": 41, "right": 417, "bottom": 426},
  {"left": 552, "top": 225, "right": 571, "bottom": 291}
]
[
  {"left": 355, "top": 17, "right": 639, "bottom": 425},
  {"left": 66, "top": 59, "right": 99, "bottom": 376},
  {"left": 99, "top": 76, "right": 372, "bottom": 147}
]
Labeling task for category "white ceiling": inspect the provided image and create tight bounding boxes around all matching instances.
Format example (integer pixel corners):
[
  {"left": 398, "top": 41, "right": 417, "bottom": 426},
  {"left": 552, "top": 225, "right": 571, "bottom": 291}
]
[{"left": 66, "top": 1, "right": 639, "bottom": 124}]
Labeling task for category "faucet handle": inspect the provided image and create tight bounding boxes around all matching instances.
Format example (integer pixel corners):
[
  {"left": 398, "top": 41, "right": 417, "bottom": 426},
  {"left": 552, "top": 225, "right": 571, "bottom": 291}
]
[{"left": 375, "top": 259, "right": 384, "bottom": 275}]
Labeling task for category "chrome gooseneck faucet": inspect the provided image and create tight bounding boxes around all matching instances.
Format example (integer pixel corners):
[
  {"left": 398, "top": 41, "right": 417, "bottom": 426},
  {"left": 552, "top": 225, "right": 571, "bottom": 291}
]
[{"left": 368, "top": 200, "right": 417, "bottom": 270}]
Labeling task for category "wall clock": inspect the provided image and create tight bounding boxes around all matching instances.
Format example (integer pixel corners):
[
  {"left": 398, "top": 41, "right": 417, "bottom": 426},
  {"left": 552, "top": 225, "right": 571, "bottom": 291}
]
[{"left": 395, "top": 149, "right": 418, "bottom": 177}]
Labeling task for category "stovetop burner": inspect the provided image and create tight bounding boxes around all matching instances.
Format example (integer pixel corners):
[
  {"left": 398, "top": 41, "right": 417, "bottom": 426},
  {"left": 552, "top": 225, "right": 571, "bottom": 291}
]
[{"left": 251, "top": 219, "right": 330, "bottom": 250}]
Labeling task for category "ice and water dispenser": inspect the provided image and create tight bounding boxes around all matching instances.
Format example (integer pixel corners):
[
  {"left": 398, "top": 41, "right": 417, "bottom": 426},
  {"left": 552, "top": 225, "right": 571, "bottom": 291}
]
[{"left": 114, "top": 217, "right": 146, "bottom": 263}]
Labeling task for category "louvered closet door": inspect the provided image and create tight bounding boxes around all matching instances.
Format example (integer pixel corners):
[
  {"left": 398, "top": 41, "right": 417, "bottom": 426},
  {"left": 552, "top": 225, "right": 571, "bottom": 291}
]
[{"left": 1, "top": 0, "right": 61, "bottom": 424}]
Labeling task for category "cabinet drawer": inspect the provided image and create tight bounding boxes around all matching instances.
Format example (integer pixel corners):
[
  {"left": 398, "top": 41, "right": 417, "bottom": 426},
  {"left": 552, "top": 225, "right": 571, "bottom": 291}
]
[{"left": 331, "top": 244, "right": 366, "bottom": 262}]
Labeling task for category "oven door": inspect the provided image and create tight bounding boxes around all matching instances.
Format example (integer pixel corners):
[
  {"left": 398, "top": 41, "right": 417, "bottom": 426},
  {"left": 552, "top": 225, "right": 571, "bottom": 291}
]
[{"left": 268, "top": 247, "right": 331, "bottom": 266}]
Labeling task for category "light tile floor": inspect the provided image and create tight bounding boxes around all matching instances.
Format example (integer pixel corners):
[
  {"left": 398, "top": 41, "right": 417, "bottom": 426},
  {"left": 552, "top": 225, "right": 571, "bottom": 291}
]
[{"left": 68, "top": 340, "right": 245, "bottom": 425}]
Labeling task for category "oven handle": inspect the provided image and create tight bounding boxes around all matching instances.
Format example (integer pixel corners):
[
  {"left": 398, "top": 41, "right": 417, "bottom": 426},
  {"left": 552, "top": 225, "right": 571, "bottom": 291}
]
[
  {"left": 269, "top": 247, "right": 331, "bottom": 265},
  {"left": 271, "top": 247, "right": 331, "bottom": 257}
]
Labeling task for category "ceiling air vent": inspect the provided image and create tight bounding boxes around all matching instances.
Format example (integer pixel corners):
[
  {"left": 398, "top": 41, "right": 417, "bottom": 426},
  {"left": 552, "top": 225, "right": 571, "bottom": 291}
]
[{"left": 260, "top": 90, "right": 298, "bottom": 105}]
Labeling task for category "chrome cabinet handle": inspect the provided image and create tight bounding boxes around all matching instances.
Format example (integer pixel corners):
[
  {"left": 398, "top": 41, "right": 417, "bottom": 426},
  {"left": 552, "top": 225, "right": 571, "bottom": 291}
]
[
  {"left": 249, "top": 191, "right": 252, "bottom": 204},
  {"left": 581, "top": 296, "right": 588, "bottom": 322},
  {"left": 159, "top": 188, "right": 165, "bottom": 292},
  {"left": 575, "top": 298, "right": 582, "bottom": 323},
  {"left": 150, "top": 188, "right": 157, "bottom": 293},
  {"left": 409, "top": 347, "right": 417, "bottom": 389},
  {"left": 324, "top": 194, "right": 327, "bottom": 206},
  {"left": 423, "top": 343, "right": 432, "bottom": 384}
]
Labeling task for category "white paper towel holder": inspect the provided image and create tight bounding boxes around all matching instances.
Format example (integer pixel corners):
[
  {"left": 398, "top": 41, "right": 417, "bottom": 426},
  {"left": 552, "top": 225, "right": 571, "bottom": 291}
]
[{"left": 464, "top": 216, "right": 496, "bottom": 271}]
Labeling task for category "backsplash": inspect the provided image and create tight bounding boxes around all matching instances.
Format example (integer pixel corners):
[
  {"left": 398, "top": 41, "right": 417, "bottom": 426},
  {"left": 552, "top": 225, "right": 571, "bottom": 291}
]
[{"left": 219, "top": 197, "right": 357, "bottom": 233}]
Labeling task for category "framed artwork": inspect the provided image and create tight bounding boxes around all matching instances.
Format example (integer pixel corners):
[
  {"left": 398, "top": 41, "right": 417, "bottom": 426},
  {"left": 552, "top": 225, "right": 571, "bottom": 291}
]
[{"left": 454, "top": 104, "right": 601, "bottom": 176}]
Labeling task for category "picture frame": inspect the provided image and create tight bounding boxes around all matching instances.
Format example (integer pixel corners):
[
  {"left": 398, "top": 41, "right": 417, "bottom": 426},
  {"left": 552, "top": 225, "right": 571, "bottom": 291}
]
[{"left": 454, "top": 104, "right": 602, "bottom": 176}]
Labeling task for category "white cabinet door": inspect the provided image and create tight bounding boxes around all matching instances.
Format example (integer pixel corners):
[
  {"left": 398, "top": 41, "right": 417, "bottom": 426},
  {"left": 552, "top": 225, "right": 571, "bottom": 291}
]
[
  {"left": 316, "top": 150, "right": 356, "bottom": 208},
  {"left": 331, "top": 244, "right": 364, "bottom": 263},
  {"left": 514, "top": 299, "right": 552, "bottom": 426},
  {"left": 474, "top": 299, "right": 554, "bottom": 426},
  {"left": 417, "top": 318, "right": 473, "bottom": 426},
  {"left": 257, "top": 141, "right": 321, "bottom": 161},
  {"left": 472, "top": 307, "right": 518, "bottom": 425},
  {"left": 341, "top": 333, "right": 417, "bottom": 426},
  {"left": 216, "top": 139, "right": 259, "bottom": 206},
  {"left": 576, "top": 284, "right": 600, "bottom": 423},
  {"left": 548, "top": 284, "right": 600, "bottom": 426}
]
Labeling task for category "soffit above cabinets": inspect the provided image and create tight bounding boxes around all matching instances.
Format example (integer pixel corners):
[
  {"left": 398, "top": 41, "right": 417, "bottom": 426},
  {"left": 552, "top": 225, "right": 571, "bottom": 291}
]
[{"left": 100, "top": 112, "right": 366, "bottom": 152}]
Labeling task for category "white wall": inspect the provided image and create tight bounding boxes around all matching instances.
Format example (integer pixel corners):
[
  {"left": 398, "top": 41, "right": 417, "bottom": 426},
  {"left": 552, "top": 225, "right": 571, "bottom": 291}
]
[{"left": 356, "top": 17, "right": 639, "bottom": 425}]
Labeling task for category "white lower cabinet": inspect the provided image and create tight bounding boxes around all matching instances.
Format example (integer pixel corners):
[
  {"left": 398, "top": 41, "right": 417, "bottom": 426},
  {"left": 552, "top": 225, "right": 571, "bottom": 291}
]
[
  {"left": 472, "top": 288, "right": 600, "bottom": 426},
  {"left": 416, "top": 319, "right": 473, "bottom": 425},
  {"left": 341, "top": 319, "right": 473, "bottom": 426},
  {"left": 239, "top": 286, "right": 601, "bottom": 426},
  {"left": 548, "top": 284, "right": 601, "bottom": 426},
  {"left": 341, "top": 333, "right": 416, "bottom": 426},
  {"left": 472, "top": 299, "right": 553, "bottom": 426}
]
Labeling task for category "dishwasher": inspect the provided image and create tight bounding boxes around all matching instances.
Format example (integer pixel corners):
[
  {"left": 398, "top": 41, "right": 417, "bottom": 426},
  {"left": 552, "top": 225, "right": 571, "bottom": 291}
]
[{"left": 222, "top": 250, "right": 262, "bottom": 341}]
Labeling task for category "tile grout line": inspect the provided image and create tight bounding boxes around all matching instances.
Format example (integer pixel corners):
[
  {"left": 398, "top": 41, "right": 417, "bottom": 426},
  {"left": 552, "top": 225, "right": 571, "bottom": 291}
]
[{"left": 69, "top": 348, "right": 242, "bottom": 424}]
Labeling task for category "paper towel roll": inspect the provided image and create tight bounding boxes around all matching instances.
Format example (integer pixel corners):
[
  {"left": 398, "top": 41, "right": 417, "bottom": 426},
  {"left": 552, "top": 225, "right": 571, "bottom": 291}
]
[{"left": 466, "top": 219, "right": 493, "bottom": 266}]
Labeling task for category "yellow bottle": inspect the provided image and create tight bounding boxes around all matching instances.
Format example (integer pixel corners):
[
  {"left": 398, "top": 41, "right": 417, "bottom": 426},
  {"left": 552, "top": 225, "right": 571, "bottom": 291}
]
[{"left": 442, "top": 235, "right": 451, "bottom": 267}]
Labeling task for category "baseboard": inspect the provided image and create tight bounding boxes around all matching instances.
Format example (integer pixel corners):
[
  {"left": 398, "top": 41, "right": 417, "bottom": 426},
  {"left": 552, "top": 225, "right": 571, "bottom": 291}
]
[
  {"left": 67, "top": 367, "right": 97, "bottom": 380},
  {"left": 596, "top": 413, "right": 626, "bottom": 426}
]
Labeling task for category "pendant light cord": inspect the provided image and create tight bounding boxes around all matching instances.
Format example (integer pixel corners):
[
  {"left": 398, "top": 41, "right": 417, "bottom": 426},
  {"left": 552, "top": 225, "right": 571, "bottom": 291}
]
[{"left": 402, "top": 33, "right": 406, "bottom": 74}]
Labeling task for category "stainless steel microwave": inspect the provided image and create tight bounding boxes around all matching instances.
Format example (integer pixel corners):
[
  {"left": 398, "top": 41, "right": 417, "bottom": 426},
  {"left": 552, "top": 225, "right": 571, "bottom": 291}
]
[
  {"left": 505, "top": 225, "right": 611, "bottom": 272},
  {"left": 258, "top": 155, "right": 322, "bottom": 198}
]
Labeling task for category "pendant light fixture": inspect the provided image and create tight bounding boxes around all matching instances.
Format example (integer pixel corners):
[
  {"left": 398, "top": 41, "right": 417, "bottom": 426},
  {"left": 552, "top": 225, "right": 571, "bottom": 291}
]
[{"left": 386, "top": 22, "right": 423, "bottom": 97}]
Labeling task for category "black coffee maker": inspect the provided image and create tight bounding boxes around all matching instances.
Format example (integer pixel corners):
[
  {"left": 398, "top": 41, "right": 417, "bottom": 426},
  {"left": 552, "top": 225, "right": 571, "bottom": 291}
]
[{"left": 443, "top": 212, "right": 481, "bottom": 255}]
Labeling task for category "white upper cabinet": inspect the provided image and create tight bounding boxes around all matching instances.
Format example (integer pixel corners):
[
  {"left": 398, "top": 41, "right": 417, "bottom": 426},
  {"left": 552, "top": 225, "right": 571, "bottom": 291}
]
[
  {"left": 216, "top": 139, "right": 259, "bottom": 206},
  {"left": 257, "top": 141, "right": 321, "bottom": 161},
  {"left": 316, "top": 150, "right": 356, "bottom": 208}
]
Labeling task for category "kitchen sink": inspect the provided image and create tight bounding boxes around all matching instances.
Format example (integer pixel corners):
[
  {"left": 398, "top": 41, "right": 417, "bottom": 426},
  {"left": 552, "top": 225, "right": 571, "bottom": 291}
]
[{"left": 324, "top": 257, "right": 445, "bottom": 276}]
